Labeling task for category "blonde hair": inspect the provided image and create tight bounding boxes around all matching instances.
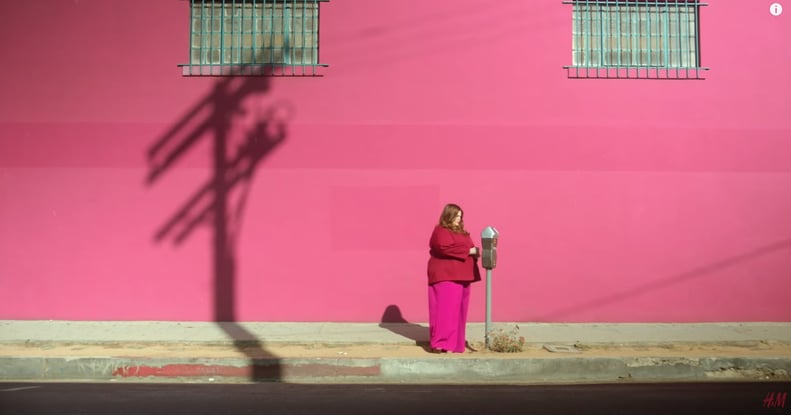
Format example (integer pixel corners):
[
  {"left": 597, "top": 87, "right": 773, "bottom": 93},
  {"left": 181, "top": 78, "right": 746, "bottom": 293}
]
[{"left": 438, "top": 203, "right": 469, "bottom": 235}]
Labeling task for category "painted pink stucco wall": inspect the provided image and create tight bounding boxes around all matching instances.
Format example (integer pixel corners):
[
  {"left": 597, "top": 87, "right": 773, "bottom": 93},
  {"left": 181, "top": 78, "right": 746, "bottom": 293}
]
[{"left": 1, "top": 1, "right": 789, "bottom": 322}]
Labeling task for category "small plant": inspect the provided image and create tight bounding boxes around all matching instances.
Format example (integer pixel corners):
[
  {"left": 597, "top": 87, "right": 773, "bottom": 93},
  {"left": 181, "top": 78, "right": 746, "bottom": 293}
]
[{"left": 487, "top": 325, "right": 526, "bottom": 353}]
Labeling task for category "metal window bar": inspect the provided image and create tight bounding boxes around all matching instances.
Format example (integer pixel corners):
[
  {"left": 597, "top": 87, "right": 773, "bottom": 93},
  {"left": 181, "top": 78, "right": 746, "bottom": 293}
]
[
  {"left": 616, "top": 1, "right": 621, "bottom": 68},
  {"left": 220, "top": 0, "right": 225, "bottom": 69},
  {"left": 252, "top": 1, "right": 258, "bottom": 67},
  {"left": 180, "top": 0, "right": 328, "bottom": 77},
  {"left": 584, "top": 0, "right": 590, "bottom": 76},
  {"left": 564, "top": 0, "right": 708, "bottom": 79},
  {"left": 694, "top": 0, "right": 700, "bottom": 78},
  {"left": 675, "top": 0, "right": 681, "bottom": 75},
  {"left": 269, "top": 0, "right": 275, "bottom": 72},
  {"left": 647, "top": 1, "right": 653, "bottom": 68},
  {"left": 661, "top": 3, "right": 668, "bottom": 71}
]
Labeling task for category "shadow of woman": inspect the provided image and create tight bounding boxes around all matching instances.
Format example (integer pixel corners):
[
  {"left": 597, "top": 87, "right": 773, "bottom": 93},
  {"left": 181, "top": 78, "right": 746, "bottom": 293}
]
[{"left": 378, "top": 305, "right": 432, "bottom": 352}]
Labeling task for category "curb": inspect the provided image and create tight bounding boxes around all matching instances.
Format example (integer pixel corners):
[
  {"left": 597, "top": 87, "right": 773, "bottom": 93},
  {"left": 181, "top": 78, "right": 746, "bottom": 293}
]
[{"left": 1, "top": 355, "right": 789, "bottom": 384}]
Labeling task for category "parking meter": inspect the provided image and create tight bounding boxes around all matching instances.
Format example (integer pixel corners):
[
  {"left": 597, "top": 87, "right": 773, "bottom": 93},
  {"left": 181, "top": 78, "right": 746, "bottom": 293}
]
[
  {"left": 480, "top": 226, "right": 499, "bottom": 270},
  {"left": 480, "top": 226, "right": 499, "bottom": 349}
]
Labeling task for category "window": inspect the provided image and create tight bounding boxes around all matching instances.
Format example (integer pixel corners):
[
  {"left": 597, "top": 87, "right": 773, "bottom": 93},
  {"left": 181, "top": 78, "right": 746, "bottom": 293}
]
[
  {"left": 564, "top": 0, "right": 708, "bottom": 79},
  {"left": 181, "top": 0, "right": 329, "bottom": 77}
]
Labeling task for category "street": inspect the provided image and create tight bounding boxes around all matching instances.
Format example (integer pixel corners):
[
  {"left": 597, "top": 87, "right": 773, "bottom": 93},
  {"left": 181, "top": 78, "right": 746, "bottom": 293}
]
[{"left": 1, "top": 382, "right": 788, "bottom": 415}]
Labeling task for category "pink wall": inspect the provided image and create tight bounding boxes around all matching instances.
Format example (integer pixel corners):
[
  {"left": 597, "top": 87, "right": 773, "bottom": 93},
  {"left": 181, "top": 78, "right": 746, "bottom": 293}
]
[{"left": 1, "top": 1, "right": 790, "bottom": 322}]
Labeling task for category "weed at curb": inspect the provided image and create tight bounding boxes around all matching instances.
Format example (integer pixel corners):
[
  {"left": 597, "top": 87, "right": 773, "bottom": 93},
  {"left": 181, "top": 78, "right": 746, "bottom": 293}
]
[{"left": 488, "top": 325, "right": 526, "bottom": 353}]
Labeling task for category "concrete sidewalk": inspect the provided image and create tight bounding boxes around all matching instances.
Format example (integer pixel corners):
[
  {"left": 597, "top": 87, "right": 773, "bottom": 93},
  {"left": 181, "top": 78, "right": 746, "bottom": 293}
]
[{"left": 1, "top": 321, "right": 789, "bottom": 384}]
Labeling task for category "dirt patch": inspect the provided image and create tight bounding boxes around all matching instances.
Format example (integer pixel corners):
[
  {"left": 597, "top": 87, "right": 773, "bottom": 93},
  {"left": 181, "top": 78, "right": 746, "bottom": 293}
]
[{"left": 1, "top": 341, "right": 789, "bottom": 360}]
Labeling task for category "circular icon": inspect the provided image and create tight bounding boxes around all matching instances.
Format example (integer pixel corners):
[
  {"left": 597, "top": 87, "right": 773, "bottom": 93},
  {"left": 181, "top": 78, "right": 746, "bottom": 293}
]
[{"left": 770, "top": 3, "right": 783, "bottom": 16}]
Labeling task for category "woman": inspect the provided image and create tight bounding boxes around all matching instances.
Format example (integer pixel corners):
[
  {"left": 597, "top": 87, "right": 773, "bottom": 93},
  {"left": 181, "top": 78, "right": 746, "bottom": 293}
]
[{"left": 426, "top": 203, "right": 481, "bottom": 353}]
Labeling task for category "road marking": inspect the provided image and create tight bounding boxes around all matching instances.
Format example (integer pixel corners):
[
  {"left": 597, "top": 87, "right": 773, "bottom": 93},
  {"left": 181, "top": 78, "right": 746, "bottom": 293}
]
[{"left": 0, "top": 386, "right": 41, "bottom": 392}]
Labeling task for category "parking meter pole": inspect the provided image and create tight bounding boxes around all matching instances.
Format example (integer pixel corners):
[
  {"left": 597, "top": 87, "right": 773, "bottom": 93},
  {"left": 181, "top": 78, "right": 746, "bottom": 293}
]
[
  {"left": 480, "top": 226, "right": 499, "bottom": 351},
  {"left": 485, "top": 268, "right": 492, "bottom": 350}
]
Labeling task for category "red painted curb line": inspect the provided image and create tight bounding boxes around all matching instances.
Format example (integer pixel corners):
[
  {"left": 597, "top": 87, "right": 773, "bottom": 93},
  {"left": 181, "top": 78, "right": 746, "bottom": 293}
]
[{"left": 112, "top": 363, "right": 381, "bottom": 378}]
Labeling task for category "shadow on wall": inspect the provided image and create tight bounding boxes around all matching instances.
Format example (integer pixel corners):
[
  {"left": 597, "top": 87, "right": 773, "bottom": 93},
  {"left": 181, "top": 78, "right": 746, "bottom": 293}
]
[
  {"left": 379, "top": 304, "right": 430, "bottom": 351},
  {"left": 146, "top": 72, "right": 292, "bottom": 382},
  {"left": 534, "top": 237, "right": 791, "bottom": 321}
]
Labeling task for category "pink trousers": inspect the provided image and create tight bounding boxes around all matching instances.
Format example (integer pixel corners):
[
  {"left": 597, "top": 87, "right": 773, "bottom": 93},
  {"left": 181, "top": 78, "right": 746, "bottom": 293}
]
[{"left": 428, "top": 281, "right": 471, "bottom": 353}]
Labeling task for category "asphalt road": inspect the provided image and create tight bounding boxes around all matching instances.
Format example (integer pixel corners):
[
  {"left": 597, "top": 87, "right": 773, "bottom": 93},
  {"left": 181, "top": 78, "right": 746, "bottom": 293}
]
[{"left": 1, "top": 382, "right": 789, "bottom": 415}]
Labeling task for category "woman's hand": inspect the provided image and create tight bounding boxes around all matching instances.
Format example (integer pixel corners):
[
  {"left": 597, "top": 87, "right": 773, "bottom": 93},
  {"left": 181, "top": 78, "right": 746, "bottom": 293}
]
[{"left": 469, "top": 247, "right": 479, "bottom": 257}]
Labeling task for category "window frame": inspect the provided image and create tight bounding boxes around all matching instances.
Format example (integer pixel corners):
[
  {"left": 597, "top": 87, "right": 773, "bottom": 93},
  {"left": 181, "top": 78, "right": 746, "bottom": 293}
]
[
  {"left": 563, "top": 0, "right": 709, "bottom": 79},
  {"left": 180, "top": 0, "right": 329, "bottom": 77}
]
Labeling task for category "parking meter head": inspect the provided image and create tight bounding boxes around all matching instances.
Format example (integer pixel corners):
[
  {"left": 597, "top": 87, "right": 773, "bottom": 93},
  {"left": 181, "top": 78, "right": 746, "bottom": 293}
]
[{"left": 480, "top": 226, "right": 499, "bottom": 270}]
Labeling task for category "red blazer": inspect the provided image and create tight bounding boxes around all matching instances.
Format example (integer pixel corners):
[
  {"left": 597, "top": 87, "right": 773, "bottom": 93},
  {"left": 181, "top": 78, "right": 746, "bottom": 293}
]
[{"left": 426, "top": 225, "right": 481, "bottom": 285}]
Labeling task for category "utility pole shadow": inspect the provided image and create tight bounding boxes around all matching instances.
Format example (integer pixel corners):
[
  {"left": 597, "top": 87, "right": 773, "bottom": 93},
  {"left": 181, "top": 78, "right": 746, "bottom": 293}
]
[{"left": 147, "top": 73, "right": 291, "bottom": 382}]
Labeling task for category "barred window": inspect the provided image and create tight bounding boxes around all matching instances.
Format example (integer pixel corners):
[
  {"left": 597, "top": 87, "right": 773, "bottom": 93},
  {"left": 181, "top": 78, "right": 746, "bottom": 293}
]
[
  {"left": 564, "top": 0, "right": 708, "bottom": 79},
  {"left": 181, "top": 0, "right": 329, "bottom": 77}
]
